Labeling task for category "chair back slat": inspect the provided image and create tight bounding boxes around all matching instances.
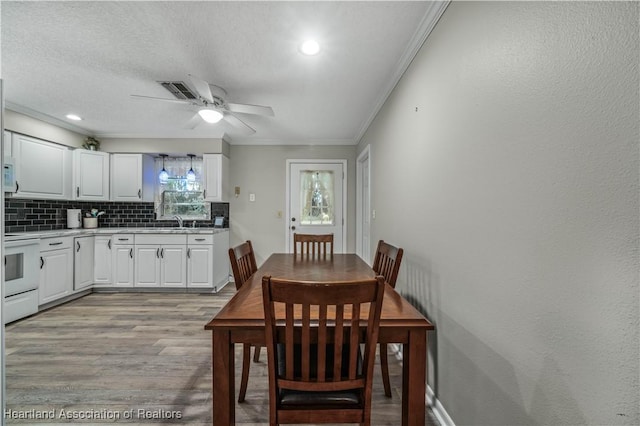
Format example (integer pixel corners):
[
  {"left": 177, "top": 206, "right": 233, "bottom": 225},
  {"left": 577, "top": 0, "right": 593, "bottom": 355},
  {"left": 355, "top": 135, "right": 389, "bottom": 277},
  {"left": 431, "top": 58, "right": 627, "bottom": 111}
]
[
  {"left": 262, "top": 276, "right": 385, "bottom": 395},
  {"left": 229, "top": 241, "right": 258, "bottom": 290},
  {"left": 372, "top": 240, "right": 404, "bottom": 288},
  {"left": 293, "top": 233, "right": 334, "bottom": 258}
]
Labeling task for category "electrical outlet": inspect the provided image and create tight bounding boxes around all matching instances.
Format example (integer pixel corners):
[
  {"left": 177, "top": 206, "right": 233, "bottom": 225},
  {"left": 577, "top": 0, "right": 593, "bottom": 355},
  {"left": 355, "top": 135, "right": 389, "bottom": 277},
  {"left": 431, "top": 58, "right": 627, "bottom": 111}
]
[
  {"left": 277, "top": 210, "right": 283, "bottom": 218},
  {"left": 249, "top": 193, "right": 256, "bottom": 202}
]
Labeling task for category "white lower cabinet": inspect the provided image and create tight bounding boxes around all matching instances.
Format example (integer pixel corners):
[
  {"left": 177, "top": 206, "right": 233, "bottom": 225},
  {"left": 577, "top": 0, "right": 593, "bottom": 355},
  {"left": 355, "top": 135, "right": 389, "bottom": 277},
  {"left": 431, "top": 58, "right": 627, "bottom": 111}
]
[
  {"left": 187, "top": 235, "right": 214, "bottom": 288},
  {"left": 134, "top": 235, "right": 187, "bottom": 288},
  {"left": 112, "top": 234, "right": 134, "bottom": 287},
  {"left": 94, "top": 235, "right": 113, "bottom": 285},
  {"left": 39, "top": 237, "right": 73, "bottom": 305},
  {"left": 74, "top": 236, "right": 95, "bottom": 291}
]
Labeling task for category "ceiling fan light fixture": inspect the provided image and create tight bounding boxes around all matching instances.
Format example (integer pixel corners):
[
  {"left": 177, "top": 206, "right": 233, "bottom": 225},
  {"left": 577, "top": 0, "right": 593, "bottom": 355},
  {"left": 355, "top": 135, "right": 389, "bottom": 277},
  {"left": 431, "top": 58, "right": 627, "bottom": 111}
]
[
  {"left": 300, "top": 39, "right": 320, "bottom": 56},
  {"left": 198, "top": 108, "right": 223, "bottom": 123}
]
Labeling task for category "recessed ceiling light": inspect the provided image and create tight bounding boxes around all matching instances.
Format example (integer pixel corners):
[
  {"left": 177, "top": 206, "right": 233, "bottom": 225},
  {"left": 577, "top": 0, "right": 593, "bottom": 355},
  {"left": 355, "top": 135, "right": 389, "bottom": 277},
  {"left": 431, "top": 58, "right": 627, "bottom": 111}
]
[
  {"left": 300, "top": 40, "right": 320, "bottom": 56},
  {"left": 66, "top": 114, "right": 82, "bottom": 121}
]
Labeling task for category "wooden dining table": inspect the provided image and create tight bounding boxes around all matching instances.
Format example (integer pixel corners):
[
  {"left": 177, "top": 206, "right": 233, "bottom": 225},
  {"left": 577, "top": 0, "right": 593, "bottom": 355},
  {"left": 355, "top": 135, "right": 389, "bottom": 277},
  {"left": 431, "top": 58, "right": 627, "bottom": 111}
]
[{"left": 204, "top": 253, "right": 434, "bottom": 426}]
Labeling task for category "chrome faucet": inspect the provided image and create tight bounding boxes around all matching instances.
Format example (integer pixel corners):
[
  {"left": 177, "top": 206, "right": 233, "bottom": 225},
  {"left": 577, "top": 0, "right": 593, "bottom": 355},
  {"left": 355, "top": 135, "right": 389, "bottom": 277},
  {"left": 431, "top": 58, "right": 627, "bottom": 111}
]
[{"left": 173, "top": 215, "right": 184, "bottom": 228}]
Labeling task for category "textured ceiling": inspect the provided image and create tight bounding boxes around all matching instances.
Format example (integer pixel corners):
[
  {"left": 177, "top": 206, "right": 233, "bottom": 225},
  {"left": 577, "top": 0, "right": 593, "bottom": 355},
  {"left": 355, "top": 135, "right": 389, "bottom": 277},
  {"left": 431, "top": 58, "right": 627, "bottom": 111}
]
[{"left": 1, "top": 1, "right": 442, "bottom": 145}]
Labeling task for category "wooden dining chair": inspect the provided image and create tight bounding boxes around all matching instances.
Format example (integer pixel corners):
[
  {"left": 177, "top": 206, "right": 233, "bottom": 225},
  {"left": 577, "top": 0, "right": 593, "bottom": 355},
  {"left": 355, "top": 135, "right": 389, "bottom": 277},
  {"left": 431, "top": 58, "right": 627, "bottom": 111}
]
[
  {"left": 262, "top": 275, "right": 386, "bottom": 426},
  {"left": 228, "top": 240, "right": 260, "bottom": 402},
  {"left": 372, "top": 239, "right": 404, "bottom": 397},
  {"left": 293, "top": 233, "right": 334, "bottom": 258}
]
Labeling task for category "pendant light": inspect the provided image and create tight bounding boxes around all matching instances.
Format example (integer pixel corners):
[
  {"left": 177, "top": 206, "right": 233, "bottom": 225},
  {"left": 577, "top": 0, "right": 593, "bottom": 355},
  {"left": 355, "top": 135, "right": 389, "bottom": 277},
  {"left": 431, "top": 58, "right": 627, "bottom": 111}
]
[
  {"left": 187, "top": 154, "right": 196, "bottom": 182},
  {"left": 158, "top": 154, "right": 169, "bottom": 184}
]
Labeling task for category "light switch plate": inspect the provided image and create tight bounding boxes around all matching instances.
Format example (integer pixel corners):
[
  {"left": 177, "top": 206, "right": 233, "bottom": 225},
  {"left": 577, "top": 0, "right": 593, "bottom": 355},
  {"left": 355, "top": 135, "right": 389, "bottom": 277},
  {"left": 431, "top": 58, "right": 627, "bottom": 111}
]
[{"left": 249, "top": 193, "right": 256, "bottom": 202}]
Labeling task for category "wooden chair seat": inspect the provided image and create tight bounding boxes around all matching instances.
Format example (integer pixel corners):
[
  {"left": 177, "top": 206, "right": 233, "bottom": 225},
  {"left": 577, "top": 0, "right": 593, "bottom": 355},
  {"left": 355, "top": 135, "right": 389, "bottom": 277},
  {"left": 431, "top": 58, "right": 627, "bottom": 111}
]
[
  {"left": 228, "top": 240, "right": 260, "bottom": 403},
  {"left": 262, "top": 276, "right": 386, "bottom": 425},
  {"left": 372, "top": 240, "right": 404, "bottom": 398}
]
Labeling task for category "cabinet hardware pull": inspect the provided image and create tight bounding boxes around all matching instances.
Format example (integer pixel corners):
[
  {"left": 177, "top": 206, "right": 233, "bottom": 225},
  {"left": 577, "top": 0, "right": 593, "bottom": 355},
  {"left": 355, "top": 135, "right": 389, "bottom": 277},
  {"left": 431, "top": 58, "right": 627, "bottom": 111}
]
[
  {"left": 156, "top": 248, "right": 160, "bottom": 258},
  {"left": 15, "top": 181, "right": 19, "bottom": 193},
  {"left": 49, "top": 242, "right": 63, "bottom": 246},
  {"left": 129, "top": 248, "right": 133, "bottom": 258},
  {"left": 76, "top": 241, "right": 81, "bottom": 252},
  {"left": 76, "top": 187, "right": 80, "bottom": 197},
  {"left": 160, "top": 248, "right": 164, "bottom": 258},
  {"left": 195, "top": 238, "right": 205, "bottom": 241},
  {"left": 203, "top": 189, "right": 206, "bottom": 198},
  {"left": 118, "top": 238, "right": 128, "bottom": 241},
  {"left": 108, "top": 240, "right": 111, "bottom": 249},
  {"left": 138, "top": 189, "right": 141, "bottom": 199},
  {"left": 40, "top": 257, "right": 44, "bottom": 269},
  {"left": 187, "top": 248, "right": 191, "bottom": 258}
]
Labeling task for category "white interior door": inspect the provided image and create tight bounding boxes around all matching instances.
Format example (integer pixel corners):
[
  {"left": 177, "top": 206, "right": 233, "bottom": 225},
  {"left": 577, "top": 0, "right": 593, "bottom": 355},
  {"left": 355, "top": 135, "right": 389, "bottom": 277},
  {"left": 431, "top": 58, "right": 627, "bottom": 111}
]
[
  {"left": 287, "top": 161, "right": 346, "bottom": 253},
  {"left": 356, "top": 146, "right": 371, "bottom": 264}
]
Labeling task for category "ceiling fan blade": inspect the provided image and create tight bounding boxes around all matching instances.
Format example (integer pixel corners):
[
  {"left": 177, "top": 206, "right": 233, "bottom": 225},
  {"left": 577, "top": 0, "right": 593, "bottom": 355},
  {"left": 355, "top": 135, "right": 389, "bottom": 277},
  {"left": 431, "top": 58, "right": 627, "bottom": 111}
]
[
  {"left": 188, "top": 74, "right": 214, "bottom": 104},
  {"left": 185, "top": 113, "right": 201, "bottom": 130},
  {"left": 130, "top": 94, "right": 192, "bottom": 104},
  {"left": 223, "top": 113, "right": 256, "bottom": 134},
  {"left": 227, "top": 102, "right": 274, "bottom": 117}
]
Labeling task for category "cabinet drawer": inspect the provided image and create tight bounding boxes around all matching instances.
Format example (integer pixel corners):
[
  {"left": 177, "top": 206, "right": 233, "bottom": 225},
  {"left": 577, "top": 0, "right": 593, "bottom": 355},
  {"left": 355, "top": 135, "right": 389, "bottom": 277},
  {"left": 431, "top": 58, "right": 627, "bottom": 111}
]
[
  {"left": 112, "top": 234, "right": 134, "bottom": 245},
  {"left": 187, "top": 234, "right": 213, "bottom": 245},
  {"left": 40, "top": 236, "right": 72, "bottom": 251},
  {"left": 135, "top": 234, "right": 187, "bottom": 245}
]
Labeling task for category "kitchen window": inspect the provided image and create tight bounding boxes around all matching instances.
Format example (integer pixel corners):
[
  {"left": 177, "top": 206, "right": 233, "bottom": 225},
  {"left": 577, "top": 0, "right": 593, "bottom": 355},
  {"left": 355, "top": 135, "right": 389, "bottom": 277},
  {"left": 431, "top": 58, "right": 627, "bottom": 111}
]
[{"left": 154, "top": 156, "right": 211, "bottom": 220}]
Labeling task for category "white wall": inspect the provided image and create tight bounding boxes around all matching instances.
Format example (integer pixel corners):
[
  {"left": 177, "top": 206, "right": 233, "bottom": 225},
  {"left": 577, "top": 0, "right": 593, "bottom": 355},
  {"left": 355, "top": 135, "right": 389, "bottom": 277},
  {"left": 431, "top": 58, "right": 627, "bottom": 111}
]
[
  {"left": 358, "top": 2, "right": 639, "bottom": 425},
  {"left": 228, "top": 144, "right": 356, "bottom": 266},
  {"left": 4, "top": 109, "right": 85, "bottom": 148}
]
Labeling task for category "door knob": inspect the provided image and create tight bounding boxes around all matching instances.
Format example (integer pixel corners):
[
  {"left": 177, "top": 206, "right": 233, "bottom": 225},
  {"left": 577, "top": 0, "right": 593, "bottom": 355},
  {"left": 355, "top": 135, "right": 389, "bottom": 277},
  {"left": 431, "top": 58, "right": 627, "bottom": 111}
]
[{"left": 291, "top": 226, "right": 296, "bottom": 230}]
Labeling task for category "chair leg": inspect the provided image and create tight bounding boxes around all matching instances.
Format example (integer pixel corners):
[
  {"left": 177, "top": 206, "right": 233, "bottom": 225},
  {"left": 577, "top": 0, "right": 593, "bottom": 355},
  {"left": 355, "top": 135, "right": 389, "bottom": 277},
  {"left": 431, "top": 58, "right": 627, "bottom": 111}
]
[
  {"left": 238, "top": 343, "right": 251, "bottom": 403},
  {"left": 253, "top": 345, "right": 261, "bottom": 362},
  {"left": 380, "top": 343, "right": 392, "bottom": 397}
]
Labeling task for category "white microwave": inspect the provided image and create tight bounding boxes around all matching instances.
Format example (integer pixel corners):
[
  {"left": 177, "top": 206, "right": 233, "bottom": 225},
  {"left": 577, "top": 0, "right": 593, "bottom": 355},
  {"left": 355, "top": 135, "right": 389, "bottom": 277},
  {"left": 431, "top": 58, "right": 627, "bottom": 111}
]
[{"left": 4, "top": 157, "right": 16, "bottom": 193}]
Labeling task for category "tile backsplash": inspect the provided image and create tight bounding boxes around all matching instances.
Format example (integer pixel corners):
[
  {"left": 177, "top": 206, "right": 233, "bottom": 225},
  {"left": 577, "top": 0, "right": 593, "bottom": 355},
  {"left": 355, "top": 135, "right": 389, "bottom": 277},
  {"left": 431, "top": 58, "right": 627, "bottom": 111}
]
[{"left": 4, "top": 198, "right": 229, "bottom": 233}]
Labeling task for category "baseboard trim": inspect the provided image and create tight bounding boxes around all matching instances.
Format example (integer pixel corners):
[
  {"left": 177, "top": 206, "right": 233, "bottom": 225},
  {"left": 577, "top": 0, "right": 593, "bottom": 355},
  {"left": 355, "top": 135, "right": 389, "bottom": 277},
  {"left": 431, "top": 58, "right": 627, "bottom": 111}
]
[{"left": 389, "top": 343, "right": 455, "bottom": 426}]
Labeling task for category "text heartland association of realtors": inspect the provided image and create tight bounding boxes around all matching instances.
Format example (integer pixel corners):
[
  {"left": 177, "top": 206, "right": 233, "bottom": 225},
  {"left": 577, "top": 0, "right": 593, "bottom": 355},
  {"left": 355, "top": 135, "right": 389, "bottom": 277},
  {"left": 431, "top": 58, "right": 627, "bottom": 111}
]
[{"left": 4, "top": 408, "right": 182, "bottom": 420}]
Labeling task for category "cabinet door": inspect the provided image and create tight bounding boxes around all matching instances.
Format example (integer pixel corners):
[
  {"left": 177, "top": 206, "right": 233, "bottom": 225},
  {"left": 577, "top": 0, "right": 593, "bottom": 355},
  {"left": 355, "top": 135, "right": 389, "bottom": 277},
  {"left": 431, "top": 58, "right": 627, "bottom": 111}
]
[
  {"left": 111, "top": 154, "right": 142, "bottom": 201},
  {"left": 3, "top": 130, "right": 12, "bottom": 157},
  {"left": 203, "top": 154, "right": 229, "bottom": 202},
  {"left": 94, "top": 236, "right": 113, "bottom": 285},
  {"left": 160, "top": 245, "right": 187, "bottom": 287},
  {"left": 14, "top": 134, "right": 71, "bottom": 199},
  {"left": 39, "top": 248, "right": 73, "bottom": 305},
  {"left": 74, "top": 236, "right": 95, "bottom": 291},
  {"left": 112, "top": 245, "right": 134, "bottom": 287},
  {"left": 135, "top": 245, "right": 161, "bottom": 287},
  {"left": 187, "top": 245, "right": 213, "bottom": 288},
  {"left": 111, "top": 154, "right": 154, "bottom": 202},
  {"left": 73, "top": 149, "right": 109, "bottom": 200}
]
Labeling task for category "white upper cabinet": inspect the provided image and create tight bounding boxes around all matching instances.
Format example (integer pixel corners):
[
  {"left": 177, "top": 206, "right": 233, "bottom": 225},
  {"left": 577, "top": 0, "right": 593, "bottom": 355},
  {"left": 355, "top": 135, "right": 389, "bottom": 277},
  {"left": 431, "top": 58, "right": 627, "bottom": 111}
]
[
  {"left": 3, "top": 130, "right": 12, "bottom": 157},
  {"left": 73, "top": 149, "right": 110, "bottom": 201},
  {"left": 13, "top": 133, "right": 71, "bottom": 200},
  {"left": 110, "top": 153, "right": 154, "bottom": 202},
  {"left": 203, "top": 154, "right": 229, "bottom": 202}
]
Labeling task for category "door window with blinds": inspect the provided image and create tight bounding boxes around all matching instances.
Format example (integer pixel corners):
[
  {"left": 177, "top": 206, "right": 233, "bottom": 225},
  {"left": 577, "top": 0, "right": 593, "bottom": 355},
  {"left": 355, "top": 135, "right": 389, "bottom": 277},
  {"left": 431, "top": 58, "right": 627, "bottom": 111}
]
[{"left": 299, "top": 170, "right": 334, "bottom": 225}]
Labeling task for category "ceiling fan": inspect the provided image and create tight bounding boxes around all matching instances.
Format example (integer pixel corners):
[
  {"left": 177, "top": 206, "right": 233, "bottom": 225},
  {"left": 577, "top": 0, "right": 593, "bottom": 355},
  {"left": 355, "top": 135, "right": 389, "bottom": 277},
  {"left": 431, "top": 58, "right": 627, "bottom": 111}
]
[{"left": 130, "top": 74, "right": 274, "bottom": 134}]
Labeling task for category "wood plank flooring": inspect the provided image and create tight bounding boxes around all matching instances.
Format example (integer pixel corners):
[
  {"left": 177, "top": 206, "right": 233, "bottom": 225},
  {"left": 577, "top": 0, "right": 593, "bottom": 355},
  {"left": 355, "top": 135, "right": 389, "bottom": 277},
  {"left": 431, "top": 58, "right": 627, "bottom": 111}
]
[{"left": 4, "top": 288, "right": 440, "bottom": 425}]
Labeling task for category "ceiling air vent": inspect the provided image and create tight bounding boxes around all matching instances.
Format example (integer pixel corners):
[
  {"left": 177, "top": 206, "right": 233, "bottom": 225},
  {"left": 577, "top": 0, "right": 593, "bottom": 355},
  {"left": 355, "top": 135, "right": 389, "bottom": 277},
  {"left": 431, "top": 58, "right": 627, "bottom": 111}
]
[{"left": 159, "top": 81, "right": 197, "bottom": 100}]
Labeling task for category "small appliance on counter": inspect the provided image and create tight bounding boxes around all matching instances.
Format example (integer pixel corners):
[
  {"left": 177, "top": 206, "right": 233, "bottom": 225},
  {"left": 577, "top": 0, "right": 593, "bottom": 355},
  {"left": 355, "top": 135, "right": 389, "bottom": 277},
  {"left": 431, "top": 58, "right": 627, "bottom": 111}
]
[{"left": 67, "top": 209, "right": 81, "bottom": 229}]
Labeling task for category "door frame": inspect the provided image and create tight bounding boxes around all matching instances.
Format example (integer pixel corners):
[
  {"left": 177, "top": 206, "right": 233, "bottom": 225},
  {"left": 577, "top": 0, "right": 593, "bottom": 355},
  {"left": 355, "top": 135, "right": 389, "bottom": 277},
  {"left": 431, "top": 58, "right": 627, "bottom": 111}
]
[
  {"left": 356, "top": 145, "right": 371, "bottom": 263},
  {"left": 285, "top": 159, "right": 347, "bottom": 253}
]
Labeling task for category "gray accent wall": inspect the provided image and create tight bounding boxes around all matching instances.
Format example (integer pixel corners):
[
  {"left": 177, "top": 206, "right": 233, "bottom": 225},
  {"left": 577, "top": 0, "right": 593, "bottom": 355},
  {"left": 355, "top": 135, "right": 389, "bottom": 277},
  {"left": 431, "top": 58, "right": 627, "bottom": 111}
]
[{"left": 358, "top": 2, "right": 639, "bottom": 425}]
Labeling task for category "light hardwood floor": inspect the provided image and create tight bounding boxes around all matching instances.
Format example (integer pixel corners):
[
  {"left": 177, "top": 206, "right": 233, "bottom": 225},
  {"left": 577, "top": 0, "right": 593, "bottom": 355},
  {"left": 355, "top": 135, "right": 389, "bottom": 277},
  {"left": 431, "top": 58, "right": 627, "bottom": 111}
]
[{"left": 4, "top": 288, "right": 440, "bottom": 425}]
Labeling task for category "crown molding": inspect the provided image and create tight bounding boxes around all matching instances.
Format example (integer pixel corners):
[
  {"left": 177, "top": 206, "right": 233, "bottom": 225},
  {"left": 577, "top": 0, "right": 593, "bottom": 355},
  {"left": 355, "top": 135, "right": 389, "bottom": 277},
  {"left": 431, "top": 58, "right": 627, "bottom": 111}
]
[
  {"left": 354, "top": 1, "right": 450, "bottom": 144},
  {"left": 5, "top": 102, "right": 92, "bottom": 136}
]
